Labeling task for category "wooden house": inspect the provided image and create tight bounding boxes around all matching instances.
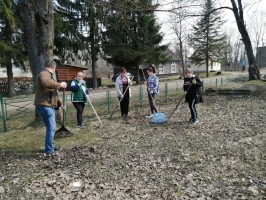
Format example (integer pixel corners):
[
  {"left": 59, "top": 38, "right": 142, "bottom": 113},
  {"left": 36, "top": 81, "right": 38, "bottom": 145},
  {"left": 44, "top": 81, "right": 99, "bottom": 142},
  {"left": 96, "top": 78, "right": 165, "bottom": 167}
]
[{"left": 55, "top": 64, "right": 99, "bottom": 90}]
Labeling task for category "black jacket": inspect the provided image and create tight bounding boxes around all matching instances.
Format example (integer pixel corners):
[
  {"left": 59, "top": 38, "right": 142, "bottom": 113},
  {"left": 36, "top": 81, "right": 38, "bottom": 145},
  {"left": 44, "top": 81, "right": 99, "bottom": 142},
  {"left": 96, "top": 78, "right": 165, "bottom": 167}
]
[{"left": 183, "top": 75, "right": 203, "bottom": 103}]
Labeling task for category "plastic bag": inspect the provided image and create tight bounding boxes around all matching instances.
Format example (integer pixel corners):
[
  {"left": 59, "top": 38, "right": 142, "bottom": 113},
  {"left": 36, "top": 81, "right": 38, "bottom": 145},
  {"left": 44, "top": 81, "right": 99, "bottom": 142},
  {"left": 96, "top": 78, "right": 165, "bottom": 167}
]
[{"left": 151, "top": 112, "right": 168, "bottom": 124}]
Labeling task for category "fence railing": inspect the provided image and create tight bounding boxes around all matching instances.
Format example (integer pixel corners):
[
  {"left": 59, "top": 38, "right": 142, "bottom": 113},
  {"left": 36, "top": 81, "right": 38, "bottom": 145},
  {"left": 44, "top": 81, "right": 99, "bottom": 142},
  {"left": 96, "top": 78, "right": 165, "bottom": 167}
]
[{"left": 0, "top": 75, "right": 249, "bottom": 132}]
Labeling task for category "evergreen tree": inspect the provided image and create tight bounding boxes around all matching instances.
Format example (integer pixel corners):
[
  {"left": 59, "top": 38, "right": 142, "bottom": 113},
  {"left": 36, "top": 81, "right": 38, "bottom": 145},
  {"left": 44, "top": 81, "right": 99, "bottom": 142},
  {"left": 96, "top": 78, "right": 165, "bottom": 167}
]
[
  {"left": 189, "top": 0, "right": 227, "bottom": 77},
  {"left": 0, "top": 0, "right": 27, "bottom": 97},
  {"left": 102, "top": 0, "right": 167, "bottom": 83},
  {"left": 55, "top": 0, "right": 102, "bottom": 88}
]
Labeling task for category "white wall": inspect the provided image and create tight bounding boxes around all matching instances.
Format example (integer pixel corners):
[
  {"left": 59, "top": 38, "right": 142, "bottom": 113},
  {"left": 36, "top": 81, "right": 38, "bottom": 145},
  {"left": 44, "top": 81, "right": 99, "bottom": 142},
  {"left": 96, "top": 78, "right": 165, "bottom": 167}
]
[{"left": 189, "top": 61, "right": 221, "bottom": 72}]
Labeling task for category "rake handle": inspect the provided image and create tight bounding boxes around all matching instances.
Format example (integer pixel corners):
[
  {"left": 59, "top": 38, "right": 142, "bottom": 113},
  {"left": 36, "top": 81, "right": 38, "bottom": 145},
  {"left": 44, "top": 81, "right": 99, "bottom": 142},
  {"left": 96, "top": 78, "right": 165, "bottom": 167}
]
[
  {"left": 63, "top": 88, "right": 66, "bottom": 126},
  {"left": 168, "top": 73, "right": 200, "bottom": 119},
  {"left": 109, "top": 76, "right": 134, "bottom": 119}
]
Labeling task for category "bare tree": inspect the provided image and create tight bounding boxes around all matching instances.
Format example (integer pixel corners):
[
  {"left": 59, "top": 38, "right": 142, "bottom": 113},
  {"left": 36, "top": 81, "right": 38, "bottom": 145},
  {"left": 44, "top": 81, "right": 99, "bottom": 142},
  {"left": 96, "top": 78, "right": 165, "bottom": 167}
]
[
  {"left": 17, "top": 0, "right": 55, "bottom": 84},
  {"left": 228, "top": 0, "right": 261, "bottom": 80},
  {"left": 248, "top": 10, "right": 266, "bottom": 56}
]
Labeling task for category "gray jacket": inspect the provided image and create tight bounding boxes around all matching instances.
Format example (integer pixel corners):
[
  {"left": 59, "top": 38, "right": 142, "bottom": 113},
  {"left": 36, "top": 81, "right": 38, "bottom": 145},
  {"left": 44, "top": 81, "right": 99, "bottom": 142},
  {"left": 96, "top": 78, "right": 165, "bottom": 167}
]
[{"left": 115, "top": 75, "right": 132, "bottom": 97}]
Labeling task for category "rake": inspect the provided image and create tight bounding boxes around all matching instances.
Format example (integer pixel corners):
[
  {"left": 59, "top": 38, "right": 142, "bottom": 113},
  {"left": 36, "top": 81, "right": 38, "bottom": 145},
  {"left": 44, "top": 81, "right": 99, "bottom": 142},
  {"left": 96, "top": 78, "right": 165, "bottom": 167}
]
[
  {"left": 109, "top": 76, "right": 134, "bottom": 119},
  {"left": 168, "top": 73, "right": 200, "bottom": 119},
  {"left": 55, "top": 88, "right": 74, "bottom": 138},
  {"left": 82, "top": 86, "right": 103, "bottom": 125}
]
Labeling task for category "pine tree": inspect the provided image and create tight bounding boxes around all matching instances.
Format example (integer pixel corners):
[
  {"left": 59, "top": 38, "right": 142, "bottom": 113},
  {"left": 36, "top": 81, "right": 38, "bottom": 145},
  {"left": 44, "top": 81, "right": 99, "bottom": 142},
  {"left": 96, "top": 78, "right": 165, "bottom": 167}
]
[
  {"left": 55, "top": 0, "right": 102, "bottom": 88},
  {"left": 0, "top": 0, "right": 27, "bottom": 97},
  {"left": 101, "top": 0, "right": 167, "bottom": 83},
  {"left": 189, "top": 0, "right": 227, "bottom": 77}
]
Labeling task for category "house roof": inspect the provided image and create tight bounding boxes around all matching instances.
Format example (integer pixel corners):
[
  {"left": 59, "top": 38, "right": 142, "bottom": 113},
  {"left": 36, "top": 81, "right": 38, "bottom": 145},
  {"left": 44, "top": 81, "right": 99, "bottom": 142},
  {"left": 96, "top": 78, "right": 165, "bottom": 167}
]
[
  {"left": 165, "top": 48, "right": 181, "bottom": 60},
  {"left": 57, "top": 64, "right": 88, "bottom": 70},
  {"left": 139, "top": 64, "right": 154, "bottom": 69}
]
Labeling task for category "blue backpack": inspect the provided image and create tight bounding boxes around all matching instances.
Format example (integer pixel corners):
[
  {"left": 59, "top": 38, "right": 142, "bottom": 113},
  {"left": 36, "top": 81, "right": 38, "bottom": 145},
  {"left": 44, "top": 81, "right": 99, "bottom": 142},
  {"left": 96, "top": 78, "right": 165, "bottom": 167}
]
[{"left": 151, "top": 112, "right": 168, "bottom": 124}]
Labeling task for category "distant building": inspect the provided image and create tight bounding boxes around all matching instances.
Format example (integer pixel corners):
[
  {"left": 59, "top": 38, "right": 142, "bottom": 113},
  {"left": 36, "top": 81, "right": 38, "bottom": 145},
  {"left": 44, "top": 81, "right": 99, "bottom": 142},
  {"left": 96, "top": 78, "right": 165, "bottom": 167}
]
[
  {"left": 256, "top": 46, "right": 266, "bottom": 67},
  {"left": 156, "top": 49, "right": 184, "bottom": 77},
  {"left": 188, "top": 60, "right": 221, "bottom": 73}
]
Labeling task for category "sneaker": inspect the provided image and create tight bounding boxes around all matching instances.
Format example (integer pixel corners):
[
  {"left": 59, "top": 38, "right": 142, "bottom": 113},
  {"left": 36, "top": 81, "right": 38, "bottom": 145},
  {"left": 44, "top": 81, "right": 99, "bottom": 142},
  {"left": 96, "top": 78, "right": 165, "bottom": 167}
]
[
  {"left": 149, "top": 114, "right": 153, "bottom": 118},
  {"left": 191, "top": 119, "right": 199, "bottom": 124},
  {"left": 78, "top": 125, "right": 85, "bottom": 129},
  {"left": 54, "top": 146, "right": 61, "bottom": 151},
  {"left": 188, "top": 118, "right": 193, "bottom": 123},
  {"left": 44, "top": 152, "right": 59, "bottom": 158}
]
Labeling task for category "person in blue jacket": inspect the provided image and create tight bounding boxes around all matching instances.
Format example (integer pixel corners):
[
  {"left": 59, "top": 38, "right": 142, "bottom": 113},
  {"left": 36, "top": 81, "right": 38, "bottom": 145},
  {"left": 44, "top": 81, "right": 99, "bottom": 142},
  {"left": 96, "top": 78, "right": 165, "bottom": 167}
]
[
  {"left": 146, "top": 66, "right": 159, "bottom": 117},
  {"left": 71, "top": 72, "right": 89, "bottom": 129},
  {"left": 183, "top": 68, "right": 202, "bottom": 124}
]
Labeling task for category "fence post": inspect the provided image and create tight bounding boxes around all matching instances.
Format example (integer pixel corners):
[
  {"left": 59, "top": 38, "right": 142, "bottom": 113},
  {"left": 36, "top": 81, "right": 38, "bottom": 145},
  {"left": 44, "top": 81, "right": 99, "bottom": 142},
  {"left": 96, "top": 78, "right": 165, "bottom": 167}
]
[
  {"left": 0, "top": 94, "right": 7, "bottom": 132},
  {"left": 139, "top": 86, "right": 143, "bottom": 108},
  {"left": 107, "top": 90, "right": 110, "bottom": 114},
  {"left": 202, "top": 81, "right": 204, "bottom": 91},
  {"left": 165, "top": 83, "right": 168, "bottom": 102},
  {"left": 221, "top": 77, "right": 223, "bottom": 86},
  {"left": 216, "top": 78, "right": 218, "bottom": 88}
]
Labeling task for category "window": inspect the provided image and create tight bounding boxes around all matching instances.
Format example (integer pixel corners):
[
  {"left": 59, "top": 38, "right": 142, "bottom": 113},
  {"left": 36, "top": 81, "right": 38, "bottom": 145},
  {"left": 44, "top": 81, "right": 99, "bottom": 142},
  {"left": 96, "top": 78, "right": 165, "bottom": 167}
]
[
  {"left": 171, "top": 62, "right": 176, "bottom": 73},
  {"left": 158, "top": 65, "right": 164, "bottom": 74}
]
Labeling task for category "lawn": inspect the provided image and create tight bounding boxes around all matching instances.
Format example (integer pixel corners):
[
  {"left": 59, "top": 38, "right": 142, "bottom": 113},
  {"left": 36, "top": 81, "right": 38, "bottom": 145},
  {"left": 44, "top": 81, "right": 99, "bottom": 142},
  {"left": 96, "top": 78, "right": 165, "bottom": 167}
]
[{"left": 0, "top": 80, "right": 265, "bottom": 199}]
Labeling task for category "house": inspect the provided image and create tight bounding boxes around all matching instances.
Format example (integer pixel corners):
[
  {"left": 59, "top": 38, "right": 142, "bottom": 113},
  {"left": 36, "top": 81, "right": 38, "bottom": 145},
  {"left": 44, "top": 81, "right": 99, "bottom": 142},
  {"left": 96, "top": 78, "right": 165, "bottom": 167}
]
[
  {"left": 157, "top": 49, "right": 183, "bottom": 77},
  {"left": 188, "top": 60, "right": 222, "bottom": 73},
  {"left": 112, "top": 49, "right": 184, "bottom": 80},
  {"left": 256, "top": 46, "right": 266, "bottom": 68}
]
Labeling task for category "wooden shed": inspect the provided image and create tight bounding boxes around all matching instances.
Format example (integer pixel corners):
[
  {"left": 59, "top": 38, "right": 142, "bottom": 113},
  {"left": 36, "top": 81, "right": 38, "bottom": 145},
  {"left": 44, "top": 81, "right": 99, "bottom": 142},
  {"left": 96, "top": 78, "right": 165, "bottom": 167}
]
[{"left": 55, "top": 64, "right": 88, "bottom": 91}]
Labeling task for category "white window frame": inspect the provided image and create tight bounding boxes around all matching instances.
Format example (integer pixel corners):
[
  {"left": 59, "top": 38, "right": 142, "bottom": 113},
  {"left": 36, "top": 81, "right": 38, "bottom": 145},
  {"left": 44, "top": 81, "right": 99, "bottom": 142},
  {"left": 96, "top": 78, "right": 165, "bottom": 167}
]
[
  {"left": 158, "top": 65, "right": 164, "bottom": 74},
  {"left": 170, "top": 62, "right": 176, "bottom": 73}
]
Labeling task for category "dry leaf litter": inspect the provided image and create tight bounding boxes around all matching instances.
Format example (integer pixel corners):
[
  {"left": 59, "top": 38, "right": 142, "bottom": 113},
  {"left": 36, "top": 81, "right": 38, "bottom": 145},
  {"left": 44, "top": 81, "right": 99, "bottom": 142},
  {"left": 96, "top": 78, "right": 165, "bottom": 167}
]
[{"left": 0, "top": 82, "right": 266, "bottom": 200}]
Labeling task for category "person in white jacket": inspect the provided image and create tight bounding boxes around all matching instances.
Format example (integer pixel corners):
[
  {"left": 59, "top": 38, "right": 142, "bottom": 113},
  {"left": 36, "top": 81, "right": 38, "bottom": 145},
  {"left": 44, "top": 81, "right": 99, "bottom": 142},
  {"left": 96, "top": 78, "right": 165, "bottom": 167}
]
[{"left": 115, "top": 67, "right": 132, "bottom": 117}]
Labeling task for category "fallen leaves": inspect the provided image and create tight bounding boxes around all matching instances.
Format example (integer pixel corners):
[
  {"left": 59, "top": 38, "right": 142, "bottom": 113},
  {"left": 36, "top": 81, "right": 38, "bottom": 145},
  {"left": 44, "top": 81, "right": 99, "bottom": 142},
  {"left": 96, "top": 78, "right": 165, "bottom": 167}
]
[{"left": 1, "top": 86, "right": 266, "bottom": 199}]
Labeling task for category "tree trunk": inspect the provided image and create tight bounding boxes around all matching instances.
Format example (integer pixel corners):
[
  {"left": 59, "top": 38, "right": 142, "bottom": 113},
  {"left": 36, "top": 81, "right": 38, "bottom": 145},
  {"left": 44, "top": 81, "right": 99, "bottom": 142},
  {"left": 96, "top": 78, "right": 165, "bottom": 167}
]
[
  {"left": 230, "top": 0, "right": 260, "bottom": 80},
  {"left": 89, "top": 13, "right": 98, "bottom": 89},
  {"left": 5, "top": 19, "right": 16, "bottom": 97},
  {"left": 90, "top": 31, "right": 98, "bottom": 89},
  {"left": 17, "top": 0, "right": 55, "bottom": 83},
  {"left": 6, "top": 62, "right": 16, "bottom": 97}
]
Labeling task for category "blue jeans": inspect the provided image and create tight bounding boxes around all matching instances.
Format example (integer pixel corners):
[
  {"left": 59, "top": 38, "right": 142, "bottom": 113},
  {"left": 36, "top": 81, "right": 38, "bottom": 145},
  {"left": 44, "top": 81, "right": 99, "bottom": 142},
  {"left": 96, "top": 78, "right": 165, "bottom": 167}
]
[{"left": 36, "top": 105, "right": 56, "bottom": 154}]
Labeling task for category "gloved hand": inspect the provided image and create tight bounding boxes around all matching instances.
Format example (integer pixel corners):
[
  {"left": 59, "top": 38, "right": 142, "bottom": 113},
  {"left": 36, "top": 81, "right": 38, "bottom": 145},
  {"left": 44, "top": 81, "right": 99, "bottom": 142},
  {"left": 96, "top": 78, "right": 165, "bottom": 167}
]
[
  {"left": 120, "top": 94, "right": 124, "bottom": 99},
  {"left": 79, "top": 80, "right": 85, "bottom": 85},
  {"left": 86, "top": 95, "right": 89, "bottom": 99},
  {"left": 192, "top": 79, "right": 197, "bottom": 85}
]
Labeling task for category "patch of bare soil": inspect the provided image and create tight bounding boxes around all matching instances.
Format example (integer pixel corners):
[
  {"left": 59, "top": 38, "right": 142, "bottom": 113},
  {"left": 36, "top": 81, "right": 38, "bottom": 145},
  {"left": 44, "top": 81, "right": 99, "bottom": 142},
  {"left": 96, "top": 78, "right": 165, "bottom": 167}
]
[{"left": 1, "top": 86, "right": 266, "bottom": 199}]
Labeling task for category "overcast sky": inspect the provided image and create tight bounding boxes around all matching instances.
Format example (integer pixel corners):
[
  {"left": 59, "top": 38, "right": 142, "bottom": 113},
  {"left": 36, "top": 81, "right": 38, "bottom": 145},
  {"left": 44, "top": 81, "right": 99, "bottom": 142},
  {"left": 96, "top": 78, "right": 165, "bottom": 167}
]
[{"left": 156, "top": 0, "right": 266, "bottom": 48}]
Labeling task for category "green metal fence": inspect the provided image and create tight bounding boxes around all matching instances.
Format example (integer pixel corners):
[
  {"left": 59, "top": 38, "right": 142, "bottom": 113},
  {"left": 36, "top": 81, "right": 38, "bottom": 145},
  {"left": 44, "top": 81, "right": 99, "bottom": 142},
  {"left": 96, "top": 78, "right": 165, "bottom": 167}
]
[{"left": 0, "top": 75, "right": 249, "bottom": 132}]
